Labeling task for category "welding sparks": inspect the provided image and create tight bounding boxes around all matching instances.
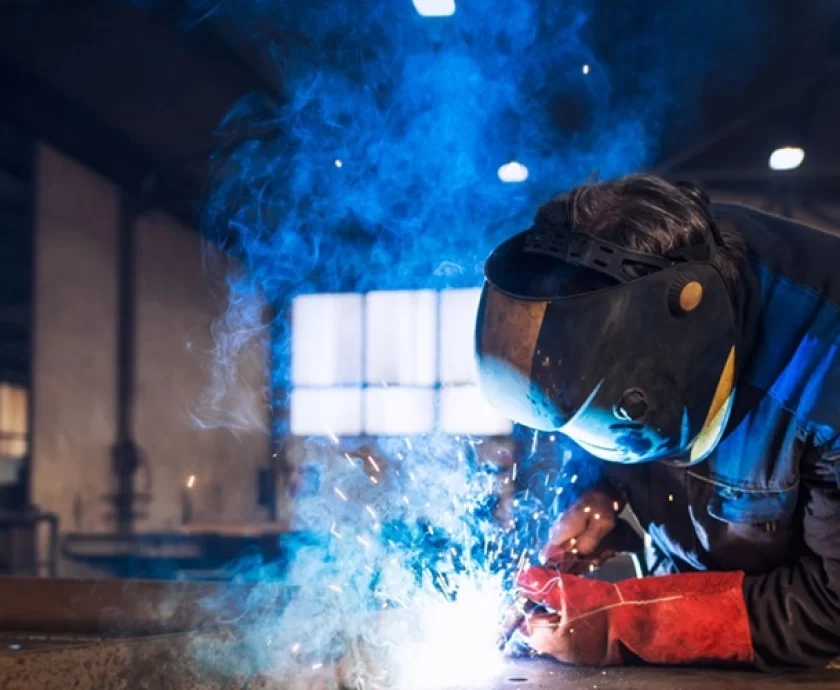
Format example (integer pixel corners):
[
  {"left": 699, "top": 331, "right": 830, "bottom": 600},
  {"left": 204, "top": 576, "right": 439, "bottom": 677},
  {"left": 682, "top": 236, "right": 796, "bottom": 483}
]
[
  {"left": 385, "top": 574, "right": 505, "bottom": 689},
  {"left": 284, "top": 423, "right": 515, "bottom": 688}
]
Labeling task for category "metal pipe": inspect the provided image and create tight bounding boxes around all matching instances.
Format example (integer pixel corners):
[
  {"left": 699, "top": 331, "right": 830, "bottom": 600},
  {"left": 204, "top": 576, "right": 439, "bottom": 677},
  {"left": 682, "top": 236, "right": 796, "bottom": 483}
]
[{"left": 110, "top": 194, "right": 141, "bottom": 534}]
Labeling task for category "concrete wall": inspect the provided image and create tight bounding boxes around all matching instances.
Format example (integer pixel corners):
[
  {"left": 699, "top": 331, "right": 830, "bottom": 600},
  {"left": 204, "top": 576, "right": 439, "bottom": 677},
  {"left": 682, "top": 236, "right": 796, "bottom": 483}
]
[{"left": 31, "top": 144, "right": 270, "bottom": 538}]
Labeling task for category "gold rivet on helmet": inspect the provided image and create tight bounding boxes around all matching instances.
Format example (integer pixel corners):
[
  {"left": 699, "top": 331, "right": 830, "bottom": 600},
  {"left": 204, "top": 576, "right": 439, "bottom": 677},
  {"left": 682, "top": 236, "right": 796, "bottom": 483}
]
[{"left": 679, "top": 281, "right": 703, "bottom": 312}]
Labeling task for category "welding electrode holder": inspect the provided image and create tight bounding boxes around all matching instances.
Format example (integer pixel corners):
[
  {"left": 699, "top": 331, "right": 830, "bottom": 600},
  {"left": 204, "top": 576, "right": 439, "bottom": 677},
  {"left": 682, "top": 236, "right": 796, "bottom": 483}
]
[{"left": 498, "top": 595, "right": 542, "bottom": 651}]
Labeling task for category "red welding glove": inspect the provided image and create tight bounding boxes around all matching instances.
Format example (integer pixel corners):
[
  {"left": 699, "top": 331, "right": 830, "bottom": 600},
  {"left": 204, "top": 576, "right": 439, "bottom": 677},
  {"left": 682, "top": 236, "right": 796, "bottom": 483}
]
[{"left": 511, "top": 567, "right": 754, "bottom": 666}]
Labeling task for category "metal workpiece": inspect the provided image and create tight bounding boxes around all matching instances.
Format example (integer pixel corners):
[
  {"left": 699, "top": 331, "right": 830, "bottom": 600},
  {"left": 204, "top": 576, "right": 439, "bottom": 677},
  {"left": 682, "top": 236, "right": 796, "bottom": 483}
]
[
  {"left": 485, "top": 659, "right": 839, "bottom": 690},
  {"left": 0, "top": 578, "right": 836, "bottom": 689},
  {"left": 0, "top": 577, "right": 290, "bottom": 636},
  {"left": 0, "top": 629, "right": 254, "bottom": 690},
  {"left": 2, "top": 644, "right": 839, "bottom": 690}
]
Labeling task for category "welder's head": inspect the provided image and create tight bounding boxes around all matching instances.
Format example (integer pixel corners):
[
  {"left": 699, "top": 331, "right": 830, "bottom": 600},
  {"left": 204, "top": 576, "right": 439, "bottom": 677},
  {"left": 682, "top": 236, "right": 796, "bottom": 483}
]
[{"left": 476, "top": 175, "right": 744, "bottom": 464}]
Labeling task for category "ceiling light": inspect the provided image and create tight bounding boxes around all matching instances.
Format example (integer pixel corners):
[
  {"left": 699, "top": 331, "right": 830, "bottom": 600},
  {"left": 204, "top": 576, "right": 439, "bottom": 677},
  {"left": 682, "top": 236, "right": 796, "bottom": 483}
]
[
  {"left": 412, "top": 0, "right": 456, "bottom": 17},
  {"left": 768, "top": 146, "right": 805, "bottom": 171},
  {"left": 497, "top": 161, "right": 529, "bottom": 183}
]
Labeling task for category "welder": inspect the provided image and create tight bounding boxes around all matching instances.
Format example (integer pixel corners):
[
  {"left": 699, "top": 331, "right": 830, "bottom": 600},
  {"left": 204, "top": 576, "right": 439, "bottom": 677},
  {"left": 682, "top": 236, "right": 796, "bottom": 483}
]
[{"left": 476, "top": 175, "right": 840, "bottom": 669}]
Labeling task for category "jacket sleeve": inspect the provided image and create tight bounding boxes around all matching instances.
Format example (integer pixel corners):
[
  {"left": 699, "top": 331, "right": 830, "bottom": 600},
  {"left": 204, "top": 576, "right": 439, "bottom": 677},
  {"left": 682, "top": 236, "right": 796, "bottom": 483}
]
[{"left": 743, "top": 444, "right": 840, "bottom": 669}]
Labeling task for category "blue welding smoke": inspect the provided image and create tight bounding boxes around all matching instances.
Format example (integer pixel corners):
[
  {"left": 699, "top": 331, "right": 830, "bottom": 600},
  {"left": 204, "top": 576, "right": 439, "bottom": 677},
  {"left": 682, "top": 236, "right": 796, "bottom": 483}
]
[
  {"left": 185, "top": 0, "right": 768, "bottom": 414},
  {"left": 132, "top": 0, "right": 769, "bottom": 685}
]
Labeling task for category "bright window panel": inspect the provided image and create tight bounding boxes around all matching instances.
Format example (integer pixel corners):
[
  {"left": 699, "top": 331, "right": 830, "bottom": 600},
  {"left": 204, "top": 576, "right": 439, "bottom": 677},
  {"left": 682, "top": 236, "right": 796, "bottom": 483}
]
[
  {"left": 292, "top": 294, "right": 362, "bottom": 385},
  {"left": 364, "top": 388, "right": 435, "bottom": 435},
  {"left": 440, "top": 288, "right": 481, "bottom": 385},
  {"left": 290, "top": 388, "right": 362, "bottom": 436},
  {"left": 0, "top": 383, "right": 27, "bottom": 459},
  {"left": 439, "top": 386, "right": 513, "bottom": 436},
  {"left": 365, "top": 291, "right": 437, "bottom": 386}
]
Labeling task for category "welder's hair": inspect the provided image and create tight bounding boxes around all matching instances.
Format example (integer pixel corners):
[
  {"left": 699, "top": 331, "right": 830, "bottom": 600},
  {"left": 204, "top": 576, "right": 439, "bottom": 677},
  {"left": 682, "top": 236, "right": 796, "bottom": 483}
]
[{"left": 535, "top": 174, "right": 746, "bottom": 291}]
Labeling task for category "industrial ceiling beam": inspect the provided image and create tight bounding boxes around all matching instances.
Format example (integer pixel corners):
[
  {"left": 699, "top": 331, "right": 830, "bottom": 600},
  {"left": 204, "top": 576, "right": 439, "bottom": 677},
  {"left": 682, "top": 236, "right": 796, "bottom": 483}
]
[{"left": 655, "top": 60, "right": 840, "bottom": 177}]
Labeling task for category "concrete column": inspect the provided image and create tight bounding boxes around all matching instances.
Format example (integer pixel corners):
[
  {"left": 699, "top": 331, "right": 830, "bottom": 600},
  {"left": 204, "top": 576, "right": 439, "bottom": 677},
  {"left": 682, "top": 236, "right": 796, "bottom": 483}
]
[{"left": 31, "top": 144, "right": 118, "bottom": 533}]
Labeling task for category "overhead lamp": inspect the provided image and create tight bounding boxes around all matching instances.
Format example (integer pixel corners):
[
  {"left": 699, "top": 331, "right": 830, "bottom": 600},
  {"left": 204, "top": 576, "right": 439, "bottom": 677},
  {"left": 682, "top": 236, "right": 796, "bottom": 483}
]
[
  {"left": 768, "top": 146, "right": 805, "bottom": 171},
  {"left": 412, "top": 0, "right": 456, "bottom": 17},
  {"left": 498, "top": 161, "right": 529, "bottom": 183}
]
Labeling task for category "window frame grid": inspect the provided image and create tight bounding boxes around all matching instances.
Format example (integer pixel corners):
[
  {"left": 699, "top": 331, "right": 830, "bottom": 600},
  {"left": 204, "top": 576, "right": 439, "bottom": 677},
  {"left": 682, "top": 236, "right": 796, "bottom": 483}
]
[{"left": 290, "top": 288, "right": 511, "bottom": 438}]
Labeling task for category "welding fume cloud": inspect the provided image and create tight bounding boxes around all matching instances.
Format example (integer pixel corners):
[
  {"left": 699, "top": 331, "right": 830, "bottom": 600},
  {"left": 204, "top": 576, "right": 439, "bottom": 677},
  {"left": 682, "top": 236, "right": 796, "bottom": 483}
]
[{"left": 149, "top": 0, "right": 778, "bottom": 685}]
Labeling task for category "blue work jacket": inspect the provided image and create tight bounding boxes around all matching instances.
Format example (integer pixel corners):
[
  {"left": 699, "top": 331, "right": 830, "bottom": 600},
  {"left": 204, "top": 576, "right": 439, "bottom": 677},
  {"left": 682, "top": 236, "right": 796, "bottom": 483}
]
[{"left": 602, "top": 203, "right": 840, "bottom": 668}]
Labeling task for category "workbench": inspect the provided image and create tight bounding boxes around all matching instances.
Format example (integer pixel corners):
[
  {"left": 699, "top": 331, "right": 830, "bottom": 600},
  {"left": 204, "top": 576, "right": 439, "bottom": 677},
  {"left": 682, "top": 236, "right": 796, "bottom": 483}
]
[
  {"left": 0, "top": 578, "right": 835, "bottom": 689},
  {"left": 1, "top": 634, "right": 836, "bottom": 689},
  {"left": 488, "top": 658, "right": 838, "bottom": 689}
]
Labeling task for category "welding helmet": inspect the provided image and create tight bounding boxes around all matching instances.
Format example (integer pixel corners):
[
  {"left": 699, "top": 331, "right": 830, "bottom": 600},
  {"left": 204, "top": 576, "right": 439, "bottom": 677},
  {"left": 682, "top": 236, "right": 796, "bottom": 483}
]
[{"left": 475, "top": 189, "right": 737, "bottom": 464}]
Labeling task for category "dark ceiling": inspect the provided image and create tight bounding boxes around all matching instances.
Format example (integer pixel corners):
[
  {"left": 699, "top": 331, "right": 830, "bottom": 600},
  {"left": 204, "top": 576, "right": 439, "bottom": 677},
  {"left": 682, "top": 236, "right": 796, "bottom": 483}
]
[
  {"left": 0, "top": 0, "right": 838, "bottom": 219},
  {"left": 0, "top": 0, "right": 836, "bottom": 381}
]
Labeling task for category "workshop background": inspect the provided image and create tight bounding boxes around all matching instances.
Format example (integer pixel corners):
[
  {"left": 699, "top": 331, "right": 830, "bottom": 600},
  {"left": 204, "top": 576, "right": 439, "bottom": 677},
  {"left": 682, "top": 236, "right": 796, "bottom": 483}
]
[{"left": 0, "top": 0, "right": 837, "bottom": 582}]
